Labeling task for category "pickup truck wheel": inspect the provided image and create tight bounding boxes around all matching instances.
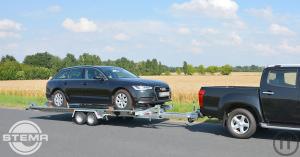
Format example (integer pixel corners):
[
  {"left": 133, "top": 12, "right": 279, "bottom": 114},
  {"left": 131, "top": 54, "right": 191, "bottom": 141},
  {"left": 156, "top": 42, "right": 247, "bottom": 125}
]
[
  {"left": 113, "top": 89, "right": 133, "bottom": 110},
  {"left": 226, "top": 108, "right": 257, "bottom": 139}
]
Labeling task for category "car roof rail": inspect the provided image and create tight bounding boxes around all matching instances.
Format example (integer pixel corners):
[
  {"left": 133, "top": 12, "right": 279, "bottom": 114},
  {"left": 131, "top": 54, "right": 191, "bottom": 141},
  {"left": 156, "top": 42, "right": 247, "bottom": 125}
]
[{"left": 267, "top": 64, "right": 300, "bottom": 68}]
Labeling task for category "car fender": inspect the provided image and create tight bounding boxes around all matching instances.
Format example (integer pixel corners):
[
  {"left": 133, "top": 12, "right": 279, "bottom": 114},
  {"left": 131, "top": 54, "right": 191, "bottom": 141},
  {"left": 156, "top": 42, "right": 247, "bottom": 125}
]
[{"left": 219, "top": 93, "right": 263, "bottom": 122}]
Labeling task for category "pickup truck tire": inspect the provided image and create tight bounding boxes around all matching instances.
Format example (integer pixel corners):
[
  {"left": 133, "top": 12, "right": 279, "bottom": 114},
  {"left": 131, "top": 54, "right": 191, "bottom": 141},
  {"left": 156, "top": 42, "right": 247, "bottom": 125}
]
[{"left": 226, "top": 108, "right": 257, "bottom": 139}]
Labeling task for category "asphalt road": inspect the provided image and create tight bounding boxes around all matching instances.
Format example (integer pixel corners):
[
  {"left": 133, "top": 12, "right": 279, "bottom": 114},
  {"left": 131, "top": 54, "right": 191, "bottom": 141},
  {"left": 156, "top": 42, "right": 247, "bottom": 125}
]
[{"left": 0, "top": 108, "right": 299, "bottom": 157}]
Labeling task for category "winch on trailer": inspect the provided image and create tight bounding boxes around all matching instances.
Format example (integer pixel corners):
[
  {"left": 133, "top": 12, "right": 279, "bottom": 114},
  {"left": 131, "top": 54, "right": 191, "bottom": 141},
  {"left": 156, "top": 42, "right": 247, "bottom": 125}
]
[{"left": 27, "top": 102, "right": 202, "bottom": 126}]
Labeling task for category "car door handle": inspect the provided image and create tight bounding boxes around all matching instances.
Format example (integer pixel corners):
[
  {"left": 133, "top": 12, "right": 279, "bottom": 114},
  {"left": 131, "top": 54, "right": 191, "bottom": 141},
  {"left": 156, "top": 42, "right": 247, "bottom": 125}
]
[
  {"left": 81, "top": 82, "right": 87, "bottom": 86},
  {"left": 262, "top": 91, "right": 275, "bottom": 95}
]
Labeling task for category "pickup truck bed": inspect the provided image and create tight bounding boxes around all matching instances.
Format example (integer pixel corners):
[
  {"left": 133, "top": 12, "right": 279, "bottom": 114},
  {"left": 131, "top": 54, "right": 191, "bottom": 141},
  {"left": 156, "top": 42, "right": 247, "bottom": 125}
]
[{"left": 201, "top": 86, "right": 260, "bottom": 119}]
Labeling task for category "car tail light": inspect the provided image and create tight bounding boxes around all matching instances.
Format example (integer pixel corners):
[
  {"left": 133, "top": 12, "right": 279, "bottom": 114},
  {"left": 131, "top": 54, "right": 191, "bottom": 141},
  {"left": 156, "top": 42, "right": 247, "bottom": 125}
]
[{"left": 198, "top": 89, "right": 206, "bottom": 108}]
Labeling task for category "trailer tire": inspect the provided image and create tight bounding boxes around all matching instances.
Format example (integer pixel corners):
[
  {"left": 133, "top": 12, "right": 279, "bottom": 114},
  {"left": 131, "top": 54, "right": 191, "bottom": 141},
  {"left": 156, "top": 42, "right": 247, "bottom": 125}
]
[
  {"left": 51, "top": 90, "right": 68, "bottom": 107},
  {"left": 113, "top": 89, "right": 133, "bottom": 110},
  {"left": 86, "top": 112, "right": 98, "bottom": 126},
  {"left": 74, "top": 112, "right": 87, "bottom": 125},
  {"left": 226, "top": 108, "right": 257, "bottom": 139}
]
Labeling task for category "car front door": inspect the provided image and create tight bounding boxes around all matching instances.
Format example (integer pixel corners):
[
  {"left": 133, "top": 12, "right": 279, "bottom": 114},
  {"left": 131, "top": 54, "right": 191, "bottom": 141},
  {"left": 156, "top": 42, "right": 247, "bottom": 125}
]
[
  {"left": 260, "top": 67, "right": 300, "bottom": 124},
  {"left": 82, "top": 68, "right": 111, "bottom": 104}
]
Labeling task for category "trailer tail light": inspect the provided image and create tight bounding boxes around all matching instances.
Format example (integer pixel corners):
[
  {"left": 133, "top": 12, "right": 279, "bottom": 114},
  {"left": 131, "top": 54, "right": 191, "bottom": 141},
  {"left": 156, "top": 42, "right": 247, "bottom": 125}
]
[{"left": 198, "top": 89, "right": 206, "bottom": 108}]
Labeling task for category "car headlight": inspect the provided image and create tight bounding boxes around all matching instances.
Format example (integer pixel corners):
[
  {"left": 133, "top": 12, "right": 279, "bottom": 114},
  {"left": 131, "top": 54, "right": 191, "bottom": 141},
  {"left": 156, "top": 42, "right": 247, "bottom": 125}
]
[{"left": 132, "top": 85, "right": 153, "bottom": 90}]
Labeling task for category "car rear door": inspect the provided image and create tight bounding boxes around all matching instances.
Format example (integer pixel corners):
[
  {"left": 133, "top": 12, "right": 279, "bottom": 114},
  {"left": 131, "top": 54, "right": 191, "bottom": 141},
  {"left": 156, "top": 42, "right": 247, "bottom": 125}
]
[
  {"left": 65, "top": 68, "right": 86, "bottom": 103},
  {"left": 260, "top": 67, "right": 300, "bottom": 124}
]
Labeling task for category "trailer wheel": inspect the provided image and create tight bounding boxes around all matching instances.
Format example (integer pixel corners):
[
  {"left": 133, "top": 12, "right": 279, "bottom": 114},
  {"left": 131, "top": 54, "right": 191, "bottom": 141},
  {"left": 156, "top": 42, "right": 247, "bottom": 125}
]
[
  {"left": 226, "top": 108, "right": 257, "bottom": 139},
  {"left": 187, "top": 118, "right": 194, "bottom": 123},
  {"left": 74, "top": 112, "right": 87, "bottom": 125},
  {"left": 86, "top": 112, "right": 98, "bottom": 126}
]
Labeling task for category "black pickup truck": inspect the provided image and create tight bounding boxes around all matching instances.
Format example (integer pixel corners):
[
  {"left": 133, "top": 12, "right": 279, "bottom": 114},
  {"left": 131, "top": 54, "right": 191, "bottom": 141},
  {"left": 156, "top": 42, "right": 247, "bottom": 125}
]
[{"left": 199, "top": 65, "right": 300, "bottom": 138}]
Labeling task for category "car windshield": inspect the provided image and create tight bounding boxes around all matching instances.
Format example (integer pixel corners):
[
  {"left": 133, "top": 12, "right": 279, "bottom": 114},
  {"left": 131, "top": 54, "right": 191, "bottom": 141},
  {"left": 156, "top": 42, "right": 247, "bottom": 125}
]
[{"left": 100, "top": 67, "right": 138, "bottom": 79}]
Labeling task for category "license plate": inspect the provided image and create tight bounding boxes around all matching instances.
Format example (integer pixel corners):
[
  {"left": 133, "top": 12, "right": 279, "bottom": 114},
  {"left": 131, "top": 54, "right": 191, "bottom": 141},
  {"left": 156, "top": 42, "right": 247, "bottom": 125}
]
[{"left": 159, "top": 92, "right": 170, "bottom": 97}]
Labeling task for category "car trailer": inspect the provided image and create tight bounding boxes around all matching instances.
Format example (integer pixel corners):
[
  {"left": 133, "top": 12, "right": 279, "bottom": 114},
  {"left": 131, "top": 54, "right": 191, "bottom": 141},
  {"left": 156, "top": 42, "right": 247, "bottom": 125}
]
[{"left": 27, "top": 103, "right": 203, "bottom": 126}]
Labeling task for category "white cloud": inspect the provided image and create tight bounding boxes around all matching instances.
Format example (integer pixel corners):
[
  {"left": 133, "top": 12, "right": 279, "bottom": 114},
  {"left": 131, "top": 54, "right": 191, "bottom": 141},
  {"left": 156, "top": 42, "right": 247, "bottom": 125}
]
[
  {"left": 171, "top": 0, "right": 239, "bottom": 19},
  {"left": 47, "top": 5, "right": 62, "bottom": 13},
  {"left": 247, "top": 7, "right": 273, "bottom": 20},
  {"left": 62, "top": 18, "right": 97, "bottom": 32},
  {"left": 200, "top": 28, "right": 218, "bottom": 34},
  {"left": 229, "top": 32, "right": 242, "bottom": 45},
  {"left": 253, "top": 44, "right": 275, "bottom": 55},
  {"left": 0, "top": 31, "right": 20, "bottom": 38},
  {"left": 278, "top": 41, "right": 300, "bottom": 54},
  {"left": 0, "top": 19, "right": 21, "bottom": 38},
  {"left": 113, "top": 33, "right": 130, "bottom": 41},
  {"left": 103, "top": 46, "right": 115, "bottom": 52},
  {"left": 177, "top": 27, "right": 191, "bottom": 35},
  {"left": 0, "top": 19, "right": 21, "bottom": 31},
  {"left": 270, "top": 24, "right": 295, "bottom": 36}
]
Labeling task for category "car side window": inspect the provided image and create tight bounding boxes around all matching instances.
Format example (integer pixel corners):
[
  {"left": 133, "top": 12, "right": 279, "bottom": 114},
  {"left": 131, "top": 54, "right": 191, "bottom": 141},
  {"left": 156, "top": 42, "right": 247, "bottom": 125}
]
[
  {"left": 267, "top": 69, "right": 297, "bottom": 88},
  {"left": 69, "top": 68, "right": 83, "bottom": 79},
  {"left": 86, "top": 68, "right": 103, "bottom": 79},
  {"left": 55, "top": 70, "right": 69, "bottom": 79}
]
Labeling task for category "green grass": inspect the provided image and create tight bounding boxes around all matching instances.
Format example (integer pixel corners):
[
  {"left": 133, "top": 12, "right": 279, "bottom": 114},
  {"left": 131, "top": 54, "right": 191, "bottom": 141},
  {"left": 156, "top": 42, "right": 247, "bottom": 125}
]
[{"left": 0, "top": 94, "right": 46, "bottom": 109}]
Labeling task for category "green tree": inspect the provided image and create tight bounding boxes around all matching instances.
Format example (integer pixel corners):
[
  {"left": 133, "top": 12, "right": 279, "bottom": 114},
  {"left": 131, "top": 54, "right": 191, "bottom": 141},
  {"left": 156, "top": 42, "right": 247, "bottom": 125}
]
[
  {"left": 176, "top": 68, "right": 181, "bottom": 75},
  {"left": 197, "top": 65, "right": 206, "bottom": 75},
  {"left": 220, "top": 64, "right": 233, "bottom": 75},
  {"left": 78, "top": 53, "right": 101, "bottom": 65},
  {"left": 1, "top": 55, "right": 17, "bottom": 63},
  {"left": 63, "top": 53, "right": 78, "bottom": 67},
  {"left": 186, "top": 64, "right": 195, "bottom": 75},
  {"left": 183, "top": 61, "right": 188, "bottom": 75},
  {"left": 23, "top": 52, "right": 55, "bottom": 68},
  {"left": 0, "top": 61, "right": 21, "bottom": 80},
  {"left": 206, "top": 66, "right": 219, "bottom": 75}
]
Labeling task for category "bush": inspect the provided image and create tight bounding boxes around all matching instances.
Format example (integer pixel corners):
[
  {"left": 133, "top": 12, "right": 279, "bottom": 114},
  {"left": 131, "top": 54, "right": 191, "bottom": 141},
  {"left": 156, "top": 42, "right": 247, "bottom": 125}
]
[
  {"left": 206, "top": 66, "right": 219, "bottom": 75},
  {"left": 176, "top": 68, "right": 181, "bottom": 75},
  {"left": 220, "top": 64, "right": 233, "bottom": 75},
  {"left": 0, "top": 61, "right": 21, "bottom": 80},
  {"left": 16, "top": 71, "right": 26, "bottom": 80},
  {"left": 23, "top": 65, "right": 51, "bottom": 79}
]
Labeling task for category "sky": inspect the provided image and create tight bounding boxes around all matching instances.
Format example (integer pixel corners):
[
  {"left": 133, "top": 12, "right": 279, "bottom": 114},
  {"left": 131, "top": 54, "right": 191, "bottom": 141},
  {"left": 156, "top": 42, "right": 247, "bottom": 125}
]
[{"left": 1, "top": 0, "right": 300, "bottom": 66}]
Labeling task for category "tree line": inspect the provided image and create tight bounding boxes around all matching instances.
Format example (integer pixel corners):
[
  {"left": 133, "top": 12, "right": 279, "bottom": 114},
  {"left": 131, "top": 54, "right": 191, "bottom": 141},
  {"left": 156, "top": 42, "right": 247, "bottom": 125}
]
[{"left": 0, "top": 52, "right": 264, "bottom": 80}]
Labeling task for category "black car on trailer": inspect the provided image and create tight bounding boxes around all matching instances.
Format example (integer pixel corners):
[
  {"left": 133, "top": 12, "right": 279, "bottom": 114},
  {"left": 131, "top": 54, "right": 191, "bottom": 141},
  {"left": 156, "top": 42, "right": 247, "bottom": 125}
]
[{"left": 46, "top": 66, "right": 171, "bottom": 110}]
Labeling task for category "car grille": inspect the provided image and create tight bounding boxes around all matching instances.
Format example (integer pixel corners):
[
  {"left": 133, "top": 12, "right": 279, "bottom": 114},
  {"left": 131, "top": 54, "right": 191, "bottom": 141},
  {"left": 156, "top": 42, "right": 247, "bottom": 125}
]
[{"left": 154, "top": 86, "right": 171, "bottom": 100}]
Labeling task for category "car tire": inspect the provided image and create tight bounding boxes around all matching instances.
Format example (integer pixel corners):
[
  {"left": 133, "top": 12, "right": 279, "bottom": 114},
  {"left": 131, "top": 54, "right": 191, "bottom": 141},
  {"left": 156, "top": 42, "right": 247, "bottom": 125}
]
[
  {"left": 74, "top": 112, "right": 87, "bottom": 125},
  {"left": 226, "top": 108, "right": 257, "bottom": 139},
  {"left": 86, "top": 112, "right": 98, "bottom": 126},
  {"left": 113, "top": 89, "right": 133, "bottom": 110},
  {"left": 51, "top": 90, "right": 68, "bottom": 107}
]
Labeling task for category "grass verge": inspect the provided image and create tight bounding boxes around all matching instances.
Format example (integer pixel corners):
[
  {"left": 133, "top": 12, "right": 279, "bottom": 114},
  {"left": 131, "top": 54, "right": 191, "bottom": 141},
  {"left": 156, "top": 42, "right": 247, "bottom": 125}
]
[{"left": 0, "top": 94, "right": 46, "bottom": 109}]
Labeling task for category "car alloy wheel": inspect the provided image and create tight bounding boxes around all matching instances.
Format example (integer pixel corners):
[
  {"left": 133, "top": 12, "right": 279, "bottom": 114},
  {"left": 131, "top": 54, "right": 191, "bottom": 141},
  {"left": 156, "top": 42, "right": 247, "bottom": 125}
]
[
  {"left": 115, "top": 93, "right": 128, "bottom": 109},
  {"left": 230, "top": 114, "right": 250, "bottom": 134},
  {"left": 54, "top": 93, "right": 64, "bottom": 107}
]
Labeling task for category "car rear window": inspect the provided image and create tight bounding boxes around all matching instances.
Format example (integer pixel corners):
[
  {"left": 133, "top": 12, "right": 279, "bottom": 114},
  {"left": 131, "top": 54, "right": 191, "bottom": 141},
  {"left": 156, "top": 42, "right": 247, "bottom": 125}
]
[
  {"left": 69, "top": 68, "right": 83, "bottom": 79},
  {"left": 267, "top": 69, "right": 297, "bottom": 88}
]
